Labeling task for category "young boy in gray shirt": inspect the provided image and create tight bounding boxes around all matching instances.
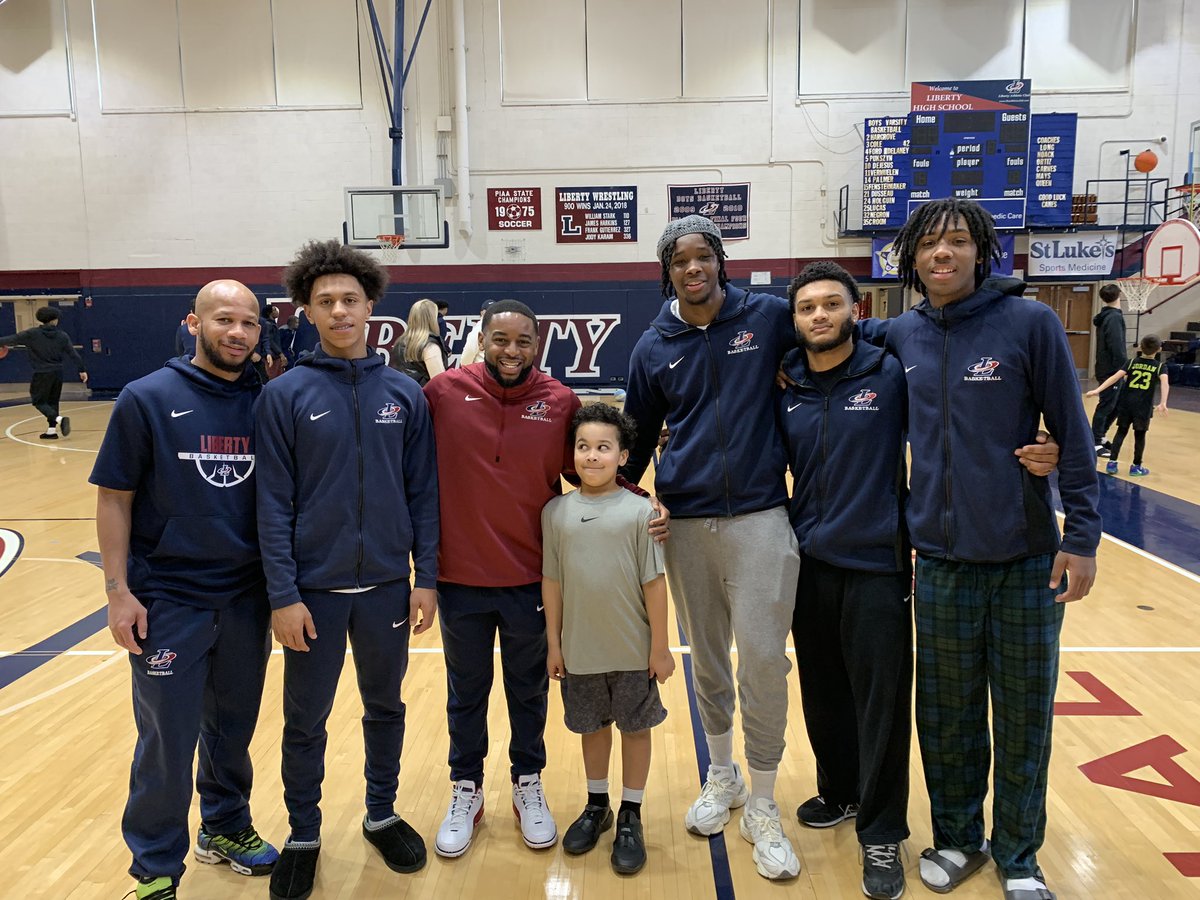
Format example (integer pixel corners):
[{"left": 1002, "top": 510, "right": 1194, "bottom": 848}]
[{"left": 542, "top": 404, "right": 674, "bottom": 876}]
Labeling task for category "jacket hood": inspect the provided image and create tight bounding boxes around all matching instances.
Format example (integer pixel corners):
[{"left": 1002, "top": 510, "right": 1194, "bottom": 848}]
[
  {"left": 914, "top": 276, "right": 1026, "bottom": 324},
  {"left": 649, "top": 283, "right": 749, "bottom": 336},
  {"left": 164, "top": 356, "right": 261, "bottom": 397},
  {"left": 1093, "top": 306, "right": 1122, "bottom": 327},
  {"left": 296, "top": 345, "right": 385, "bottom": 382},
  {"left": 781, "top": 336, "right": 886, "bottom": 386}
]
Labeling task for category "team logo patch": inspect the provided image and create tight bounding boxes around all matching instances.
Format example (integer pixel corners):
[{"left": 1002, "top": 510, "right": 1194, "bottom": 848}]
[
  {"left": 964, "top": 356, "right": 1002, "bottom": 382},
  {"left": 177, "top": 435, "right": 254, "bottom": 487},
  {"left": 375, "top": 401, "right": 405, "bottom": 425},
  {"left": 146, "top": 648, "right": 177, "bottom": 676},
  {"left": 845, "top": 389, "right": 879, "bottom": 412},
  {"left": 727, "top": 330, "right": 759, "bottom": 356},
  {"left": 521, "top": 400, "right": 553, "bottom": 423},
  {"left": 1005, "top": 79, "right": 1025, "bottom": 93}
]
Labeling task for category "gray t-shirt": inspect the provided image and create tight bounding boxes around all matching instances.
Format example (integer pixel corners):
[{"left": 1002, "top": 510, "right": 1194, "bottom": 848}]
[{"left": 541, "top": 488, "right": 665, "bottom": 675}]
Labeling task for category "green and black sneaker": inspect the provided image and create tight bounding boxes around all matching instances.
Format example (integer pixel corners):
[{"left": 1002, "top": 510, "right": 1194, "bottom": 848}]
[{"left": 195, "top": 824, "right": 280, "bottom": 875}]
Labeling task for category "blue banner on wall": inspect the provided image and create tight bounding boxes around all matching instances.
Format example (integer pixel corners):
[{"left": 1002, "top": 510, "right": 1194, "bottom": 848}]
[
  {"left": 667, "top": 183, "right": 751, "bottom": 240},
  {"left": 1025, "top": 113, "right": 1077, "bottom": 227}
]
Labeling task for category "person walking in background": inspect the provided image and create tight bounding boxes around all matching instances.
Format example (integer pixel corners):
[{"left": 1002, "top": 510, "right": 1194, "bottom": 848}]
[
  {"left": 1090, "top": 284, "right": 1126, "bottom": 457},
  {"left": 0, "top": 305, "right": 88, "bottom": 440},
  {"left": 1088, "top": 333, "right": 1169, "bottom": 477}
]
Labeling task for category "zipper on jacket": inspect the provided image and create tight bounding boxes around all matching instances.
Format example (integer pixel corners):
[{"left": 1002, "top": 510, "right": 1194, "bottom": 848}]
[
  {"left": 939, "top": 316, "right": 953, "bottom": 556},
  {"left": 352, "top": 360, "right": 365, "bottom": 586},
  {"left": 495, "top": 384, "right": 507, "bottom": 463},
  {"left": 702, "top": 330, "right": 735, "bottom": 517}
]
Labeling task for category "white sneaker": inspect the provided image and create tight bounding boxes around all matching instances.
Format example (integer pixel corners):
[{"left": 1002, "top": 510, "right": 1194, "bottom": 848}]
[
  {"left": 684, "top": 762, "right": 749, "bottom": 835},
  {"left": 739, "top": 797, "right": 801, "bottom": 880},
  {"left": 512, "top": 774, "right": 558, "bottom": 849},
  {"left": 435, "top": 780, "right": 484, "bottom": 858}
]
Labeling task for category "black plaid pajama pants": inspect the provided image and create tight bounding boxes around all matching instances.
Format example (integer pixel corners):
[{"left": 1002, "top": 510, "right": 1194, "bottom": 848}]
[{"left": 914, "top": 552, "right": 1065, "bottom": 879}]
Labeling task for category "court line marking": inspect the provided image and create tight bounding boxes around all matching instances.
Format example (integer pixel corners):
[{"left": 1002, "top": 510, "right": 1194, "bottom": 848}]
[
  {"left": 3, "top": 403, "right": 109, "bottom": 453},
  {"left": 1100, "top": 531, "right": 1200, "bottom": 585},
  {"left": 0, "top": 651, "right": 123, "bottom": 717}
]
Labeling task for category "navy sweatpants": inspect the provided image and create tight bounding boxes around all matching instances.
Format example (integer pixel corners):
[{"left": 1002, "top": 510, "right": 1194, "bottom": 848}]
[
  {"left": 280, "top": 581, "right": 412, "bottom": 842},
  {"left": 438, "top": 581, "right": 547, "bottom": 784},
  {"left": 124, "top": 588, "right": 272, "bottom": 880}
]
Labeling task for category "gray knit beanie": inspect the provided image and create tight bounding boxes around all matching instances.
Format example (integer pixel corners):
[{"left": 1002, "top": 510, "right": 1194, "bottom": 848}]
[{"left": 656, "top": 215, "right": 723, "bottom": 259}]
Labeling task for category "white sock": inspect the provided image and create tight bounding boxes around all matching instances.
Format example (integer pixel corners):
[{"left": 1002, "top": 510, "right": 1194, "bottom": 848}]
[
  {"left": 587, "top": 777, "right": 609, "bottom": 795},
  {"left": 621, "top": 786, "right": 645, "bottom": 805},
  {"left": 706, "top": 730, "right": 735, "bottom": 769},
  {"left": 748, "top": 766, "right": 778, "bottom": 805},
  {"left": 919, "top": 840, "right": 989, "bottom": 888},
  {"left": 1006, "top": 876, "right": 1049, "bottom": 891},
  {"left": 45, "top": 426, "right": 56, "bottom": 434}
]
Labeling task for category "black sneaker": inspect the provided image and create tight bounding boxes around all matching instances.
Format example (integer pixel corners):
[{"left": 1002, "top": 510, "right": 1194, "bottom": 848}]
[
  {"left": 1097, "top": 446, "right": 1112, "bottom": 458},
  {"left": 269, "top": 844, "right": 319, "bottom": 900},
  {"left": 796, "top": 795, "right": 859, "bottom": 828},
  {"left": 610, "top": 809, "right": 646, "bottom": 875},
  {"left": 362, "top": 816, "right": 427, "bottom": 873},
  {"left": 862, "top": 843, "right": 905, "bottom": 899},
  {"left": 58, "top": 415, "right": 71, "bottom": 437},
  {"left": 563, "top": 804, "right": 613, "bottom": 854},
  {"left": 39, "top": 432, "right": 58, "bottom": 440}
]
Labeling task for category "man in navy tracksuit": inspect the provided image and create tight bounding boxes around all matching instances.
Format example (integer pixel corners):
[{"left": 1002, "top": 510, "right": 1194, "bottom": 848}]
[
  {"left": 778, "top": 261, "right": 912, "bottom": 900},
  {"left": 886, "top": 199, "right": 1100, "bottom": 900},
  {"left": 255, "top": 240, "right": 439, "bottom": 900},
  {"left": 622, "top": 216, "right": 805, "bottom": 880},
  {"left": 92, "top": 280, "right": 277, "bottom": 900}
]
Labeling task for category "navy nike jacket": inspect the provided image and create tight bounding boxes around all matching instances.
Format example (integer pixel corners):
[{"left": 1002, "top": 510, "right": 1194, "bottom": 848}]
[
  {"left": 778, "top": 340, "right": 909, "bottom": 573},
  {"left": 89, "top": 358, "right": 262, "bottom": 609},
  {"left": 255, "top": 348, "right": 439, "bottom": 609},
  {"left": 885, "top": 276, "right": 1100, "bottom": 562}
]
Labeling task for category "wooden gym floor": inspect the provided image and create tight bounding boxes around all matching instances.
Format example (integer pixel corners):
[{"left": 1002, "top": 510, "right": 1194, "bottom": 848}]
[{"left": 1, "top": 391, "right": 1199, "bottom": 899}]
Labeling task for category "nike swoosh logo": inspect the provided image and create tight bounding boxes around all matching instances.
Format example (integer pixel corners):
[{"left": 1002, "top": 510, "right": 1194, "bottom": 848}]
[
  {"left": 465, "top": 395, "right": 482, "bottom": 402},
  {"left": 310, "top": 411, "right": 331, "bottom": 421},
  {"left": 668, "top": 357, "right": 685, "bottom": 369},
  {"left": 536, "top": 604, "right": 544, "bottom": 612},
  {"left": 581, "top": 516, "right": 599, "bottom": 522},
  {"left": 170, "top": 409, "right": 193, "bottom": 418},
  {"left": 392, "top": 618, "right": 408, "bottom": 628},
  {"left": 905, "top": 365, "right": 918, "bottom": 373},
  {"left": 787, "top": 403, "right": 803, "bottom": 412}
]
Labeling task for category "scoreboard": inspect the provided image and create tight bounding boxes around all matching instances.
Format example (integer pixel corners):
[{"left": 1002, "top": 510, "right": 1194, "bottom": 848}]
[{"left": 862, "top": 80, "right": 1076, "bottom": 231}]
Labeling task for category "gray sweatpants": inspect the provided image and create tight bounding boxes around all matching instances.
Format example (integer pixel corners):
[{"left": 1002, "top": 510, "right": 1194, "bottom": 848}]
[{"left": 664, "top": 505, "right": 799, "bottom": 771}]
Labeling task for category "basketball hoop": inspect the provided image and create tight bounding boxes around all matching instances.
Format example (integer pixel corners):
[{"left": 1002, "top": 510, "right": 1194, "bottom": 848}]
[
  {"left": 1115, "top": 276, "right": 1156, "bottom": 313},
  {"left": 376, "top": 233, "right": 405, "bottom": 263}
]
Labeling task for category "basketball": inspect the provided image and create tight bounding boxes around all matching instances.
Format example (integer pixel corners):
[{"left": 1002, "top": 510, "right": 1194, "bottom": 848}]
[
  {"left": 0, "top": 345, "right": 8, "bottom": 359},
  {"left": 1134, "top": 149, "right": 1158, "bottom": 173}
]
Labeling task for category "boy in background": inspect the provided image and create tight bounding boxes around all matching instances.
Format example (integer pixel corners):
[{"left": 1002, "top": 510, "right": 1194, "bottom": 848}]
[
  {"left": 0, "top": 305, "right": 88, "bottom": 439},
  {"left": 1087, "top": 334, "right": 1169, "bottom": 477},
  {"left": 542, "top": 404, "right": 674, "bottom": 875}
]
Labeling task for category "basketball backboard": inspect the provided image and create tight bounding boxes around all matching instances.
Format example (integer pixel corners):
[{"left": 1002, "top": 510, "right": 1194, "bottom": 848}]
[
  {"left": 343, "top": 185, "right": 449, "bottom": 249},
  {"left": 1142, "top": 218, "right": 1200, "bottom": 285}
]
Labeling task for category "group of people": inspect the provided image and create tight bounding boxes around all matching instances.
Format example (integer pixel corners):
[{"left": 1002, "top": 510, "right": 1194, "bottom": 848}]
[{"left": 93, "top": 197, "right": 1102, "bottom": 900}]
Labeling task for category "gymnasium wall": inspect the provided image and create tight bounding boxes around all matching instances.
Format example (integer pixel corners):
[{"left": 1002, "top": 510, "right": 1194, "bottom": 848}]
[{"left": 2, "top": 0, "right": 1199, "bottom": 389}]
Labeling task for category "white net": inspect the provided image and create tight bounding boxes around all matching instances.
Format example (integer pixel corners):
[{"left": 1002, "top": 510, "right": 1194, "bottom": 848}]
[
  {"left": 377, "top": 234, "right": 405, "bottom": 264},
  {"left": 1115, "top": 277, "right": 1156, "bottom": 313}
]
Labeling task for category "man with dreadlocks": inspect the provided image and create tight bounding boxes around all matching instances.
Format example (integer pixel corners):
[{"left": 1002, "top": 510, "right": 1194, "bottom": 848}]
[
  {"left": 885, "top": 199, "right": 1100, "bottom": 900},
  {"left": 620, "top": 215, "right": 813, "bottom": 881}
]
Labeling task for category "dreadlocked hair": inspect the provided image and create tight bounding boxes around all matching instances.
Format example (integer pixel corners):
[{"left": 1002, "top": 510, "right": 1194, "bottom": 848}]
[
  {"left": 659, "top": 233, "right": 728, "bottom": 298},
  {"left": 893, "top": 199, "right": 1003, "bottom": 294}
]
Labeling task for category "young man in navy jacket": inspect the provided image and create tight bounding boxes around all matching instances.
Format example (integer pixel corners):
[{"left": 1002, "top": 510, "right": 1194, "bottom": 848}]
[
  {"left": 255, "top": 240, "right": 439, "bottom": 900},
  {"left": 621, "top": 216, "right": 805, "bottom": 880},
  {"left": 92, "top": 280, "right": 277, "bottom": 900},
  {"left": 886, "top": 199, "right": 1100, "bottom": 900},
  {"left": 0, "top": 305, "right": 88, "bottom": 439}
]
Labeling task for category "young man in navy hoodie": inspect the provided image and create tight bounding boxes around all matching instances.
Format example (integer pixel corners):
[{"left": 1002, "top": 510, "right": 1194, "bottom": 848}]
[
  {"left": 621, "top": 216, "right": 805, "bottom": 880},
  {"left": 886, "top": 199, "right": 1100, "bottom": 900},
  {"left": 92, "top": 280, "right": 277, "bottom": 900},
  {"left": 0, "top": 305, "right": 88, "bottom": 439},
  {"left": 255, "top": 240, "right": 440, "bottom": 900}
]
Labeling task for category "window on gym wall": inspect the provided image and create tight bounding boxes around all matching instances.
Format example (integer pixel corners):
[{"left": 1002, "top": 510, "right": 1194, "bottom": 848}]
[
  {"left": 797, "top": 0, "right": 1134, "bottom": 96},
  {"left": 499, "top": 0, "right": 768, "bottom": 103},
  {"left": 0, "top": 0, "right": 73, "bottom": 116},
  {"left": 92, "top": 0, "right": 361, "bottom": 112}
]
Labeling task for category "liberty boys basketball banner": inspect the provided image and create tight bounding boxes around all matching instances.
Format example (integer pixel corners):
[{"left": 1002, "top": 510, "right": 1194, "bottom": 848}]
[
  {"left": 487, "top": 188, "right": 542, "bottom": 230},
  {"left": 555, "top": 187, "right": 637, "bottom": 243},
  {"left": 667, "top": 183, "right": 750, "bottom": 240}
]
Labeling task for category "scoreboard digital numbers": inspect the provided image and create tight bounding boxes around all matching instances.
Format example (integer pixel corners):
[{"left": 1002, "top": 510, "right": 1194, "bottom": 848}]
[{"left": 863, "top": 79, "right": 1043, "bottom": 230}]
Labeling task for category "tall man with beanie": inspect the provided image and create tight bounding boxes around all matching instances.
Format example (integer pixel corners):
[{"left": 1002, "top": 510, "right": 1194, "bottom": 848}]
[
  {"left": 1090, "top": 283, "right": 1127, "bottom": 455},
  {"left": 0, "top": 305, "right": 88, "bottom": 439},
  {"left": 621, "top": 215, "right": 805, "bottom": 881}
]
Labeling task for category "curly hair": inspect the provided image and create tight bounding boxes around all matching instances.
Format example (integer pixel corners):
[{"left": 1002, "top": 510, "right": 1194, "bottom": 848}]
[
  {"left": 659, "top": 232, "right": 728, "bottom": 298},
  {"left": 571, "top": 403, "right": 638, "bottom": 451},
  {"left": 787, "top": 260, "right": 861, "bottom": 307},
  {"left": 282, "top": 240, "right": 388, "bottom": 306},
  {"left": 893, "top": 199, "right": 1002, "bottom": 294}
]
